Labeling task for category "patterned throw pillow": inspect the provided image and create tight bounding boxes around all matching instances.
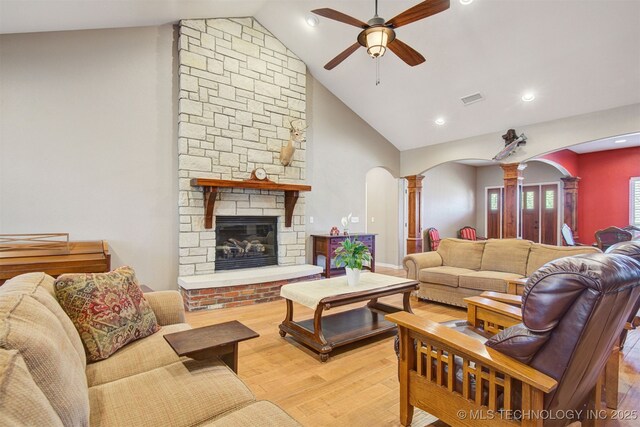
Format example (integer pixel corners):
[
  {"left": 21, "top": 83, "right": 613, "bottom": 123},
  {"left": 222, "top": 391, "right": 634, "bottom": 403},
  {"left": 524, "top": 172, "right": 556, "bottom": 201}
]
[{"left": 54, "top": 266, "right": 159, "bottom": 362}]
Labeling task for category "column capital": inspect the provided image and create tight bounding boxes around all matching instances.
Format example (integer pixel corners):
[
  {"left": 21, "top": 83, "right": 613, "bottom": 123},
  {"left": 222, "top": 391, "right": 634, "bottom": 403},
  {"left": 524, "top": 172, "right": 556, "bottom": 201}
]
[
  {"left": 561, "top": 176, "right": 581, "bottom": 189},
  {"left": 500, "top": 162, "right": 526, "bottom": 180},
  {"left": 404, "top": 175, "right": 424, "bottom": 188}
]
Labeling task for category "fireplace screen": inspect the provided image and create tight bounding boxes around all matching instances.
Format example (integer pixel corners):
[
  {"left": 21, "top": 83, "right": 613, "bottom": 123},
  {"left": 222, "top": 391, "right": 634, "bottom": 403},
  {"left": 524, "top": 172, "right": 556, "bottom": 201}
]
[{"left": 215, "top": 216, "right": 277, "bottom": 271}]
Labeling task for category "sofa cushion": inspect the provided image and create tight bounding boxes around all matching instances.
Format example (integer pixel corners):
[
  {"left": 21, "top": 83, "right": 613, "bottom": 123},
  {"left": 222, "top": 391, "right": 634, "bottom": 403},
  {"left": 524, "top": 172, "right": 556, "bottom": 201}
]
[
  {"left": 459, "top": 270, "right": 525, "bottom": 292},
  {"left": 55, "top": 266, "right": 160, "bottom": 362},
  {"left": 481, "top": 239, "right": 532, "bottom": 275},
  {"left": 89, "top": 359, "right": 255, "bottom": 427},
  {"left": 0, "top": 349, "right": 63, "bottom": 427},
  {"left": 0, "top": 273, "right": 86, "bottom": 367},
  {"left": 198, "top": 401, "right": 300, "bottom": 426},
  {"left": 0, "top": 293, "right": 89, "bottom": 426},
  {"left": 86, "top": 322, "right": 191, "bottom": 387},
  {"left": 437, "top": 238, "right": 486, "bottom": 270},
  {"left": 526, "top": 243, "right": 600, "bottom": 276},
  {"left": 419, "top": 266, "right": 476, "bottom": 288}
]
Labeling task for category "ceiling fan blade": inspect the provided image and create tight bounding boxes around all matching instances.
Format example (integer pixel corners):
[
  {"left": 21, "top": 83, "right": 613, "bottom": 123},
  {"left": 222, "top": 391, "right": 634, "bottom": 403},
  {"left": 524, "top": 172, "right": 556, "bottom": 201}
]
[
  {"left": 385, "top": 0, "right": 450, "bottom": 28},
  {"left": 312, "top": 8, "right": 369, "bottom": 28},
  {"left": 387, "top": 39, "right": 426, "bottom": 66},
  {"left": 324, "top": 42, "right": 362, "bottom": 70}
]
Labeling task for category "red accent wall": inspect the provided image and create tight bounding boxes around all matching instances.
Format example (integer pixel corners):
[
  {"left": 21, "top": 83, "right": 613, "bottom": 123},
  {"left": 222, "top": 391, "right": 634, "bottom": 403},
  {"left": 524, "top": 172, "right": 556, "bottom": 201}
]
[
  {"left": 540, "top": 149, "right": 579, "bottom": 177},
  {"left": 577, "top": 147, "right": 640, "bottom": 244}
]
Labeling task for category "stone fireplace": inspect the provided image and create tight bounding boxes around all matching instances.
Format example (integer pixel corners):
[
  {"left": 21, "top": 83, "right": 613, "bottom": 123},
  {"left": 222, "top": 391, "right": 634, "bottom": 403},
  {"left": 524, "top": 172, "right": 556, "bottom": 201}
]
[
  {"left": 176, "top": 18, "right": 321, "bottom": 310},
  {"left": 215, "top": 216, "right": 277, "bottom": 271}
]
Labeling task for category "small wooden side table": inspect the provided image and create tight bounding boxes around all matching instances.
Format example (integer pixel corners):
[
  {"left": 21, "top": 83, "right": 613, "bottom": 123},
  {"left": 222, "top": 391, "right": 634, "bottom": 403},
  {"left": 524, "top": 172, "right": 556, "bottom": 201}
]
[
  {"left": 164, "top": 320, "right": 259, "bottom": 373},
  {"left": 506, "top": 277, "right": 528, "bottom": 296}
]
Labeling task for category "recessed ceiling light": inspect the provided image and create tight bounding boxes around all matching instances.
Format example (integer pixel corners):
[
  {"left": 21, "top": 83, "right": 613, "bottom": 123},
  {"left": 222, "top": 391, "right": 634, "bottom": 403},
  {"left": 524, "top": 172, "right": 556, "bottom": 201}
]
[
  {"left": 614, "top": 139, "right": 627, "bottom": 144},
  {"left": 305, "top": 14, "right": 319, "bottom": 27},
  {"left": 460, "top": 0, "right": 474, "bottom": 4},
  {"left": 435, "top": 118, "right": 446, "bottom": 125},
  {"left": 522, "top": 93, "right": 535, "bottom": 102}
]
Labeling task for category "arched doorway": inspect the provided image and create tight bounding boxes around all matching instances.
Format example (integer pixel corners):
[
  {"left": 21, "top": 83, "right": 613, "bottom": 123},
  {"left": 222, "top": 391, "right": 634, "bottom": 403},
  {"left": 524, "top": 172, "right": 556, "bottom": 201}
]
[{"left": 365, "top": 167, "right": 402, "bottom": 267}]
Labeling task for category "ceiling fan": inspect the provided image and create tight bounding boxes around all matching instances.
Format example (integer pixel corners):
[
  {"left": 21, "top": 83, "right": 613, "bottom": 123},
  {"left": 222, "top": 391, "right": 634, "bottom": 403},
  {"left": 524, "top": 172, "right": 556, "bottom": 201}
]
[{"left": 312, "top": 0, "right": 450, "bottom": 70}]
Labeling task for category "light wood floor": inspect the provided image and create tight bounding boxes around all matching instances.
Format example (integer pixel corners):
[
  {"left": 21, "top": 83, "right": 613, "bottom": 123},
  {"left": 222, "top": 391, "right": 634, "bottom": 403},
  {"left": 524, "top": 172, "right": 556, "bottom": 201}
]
[{"left": 185, "top": 267, "right": 640, "bottom": 427}]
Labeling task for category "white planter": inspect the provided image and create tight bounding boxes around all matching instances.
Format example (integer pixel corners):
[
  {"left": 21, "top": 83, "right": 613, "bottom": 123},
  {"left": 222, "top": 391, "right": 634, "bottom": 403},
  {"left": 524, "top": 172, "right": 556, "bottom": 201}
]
[{"left": 345, "top": 267, "right": 361, "bottom": 287}]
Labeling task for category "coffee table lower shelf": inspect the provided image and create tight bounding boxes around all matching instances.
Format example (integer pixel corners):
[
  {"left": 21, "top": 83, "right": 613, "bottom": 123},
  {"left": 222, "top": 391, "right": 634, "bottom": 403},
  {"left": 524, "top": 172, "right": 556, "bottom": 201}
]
[{"left": 280, "top": 305, "right": 401, "bottom": 361}]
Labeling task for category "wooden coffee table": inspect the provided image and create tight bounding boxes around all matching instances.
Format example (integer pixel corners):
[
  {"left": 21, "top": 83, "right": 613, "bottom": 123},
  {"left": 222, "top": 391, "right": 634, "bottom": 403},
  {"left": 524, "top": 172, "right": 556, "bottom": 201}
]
[{"left": 279, "top": 273, "right": 419, "bottom": 362}]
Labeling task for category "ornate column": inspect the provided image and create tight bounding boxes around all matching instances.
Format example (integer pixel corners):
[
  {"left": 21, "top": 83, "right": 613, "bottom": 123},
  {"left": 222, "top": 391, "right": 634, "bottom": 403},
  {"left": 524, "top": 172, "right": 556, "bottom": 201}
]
[
  {"left": 500, "top": 163, "right": 526, "bottom": 238},
  {"left": 561, "top": 176, "right": 580, "bottom": 239},
  {"left": 404, "top": 175, "right": 424, "bottom": 254}
]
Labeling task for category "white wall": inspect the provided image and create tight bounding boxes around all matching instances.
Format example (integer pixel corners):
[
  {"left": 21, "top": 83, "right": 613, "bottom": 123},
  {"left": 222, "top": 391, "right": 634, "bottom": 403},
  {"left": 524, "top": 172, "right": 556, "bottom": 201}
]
[
  {"left": 0, "top": 26, "right": 179, "bottom": 290},
  {"left": 422, "top": 162, "right": 477, "bottom": 240},
  {"left": 0, "top": 25, "right": 401, "bottom": 289},
  {"left": 401, "top": 103, "right": 640, "bottom": 176},
  {"left": 305, "top": 73, "right": 401, "bottom": 261},
  {"left": 366, "top": 168, "right": 401, "bottom": 267},
  {"left": 474, "top": 161, "right": 564, "bottom": 236}
]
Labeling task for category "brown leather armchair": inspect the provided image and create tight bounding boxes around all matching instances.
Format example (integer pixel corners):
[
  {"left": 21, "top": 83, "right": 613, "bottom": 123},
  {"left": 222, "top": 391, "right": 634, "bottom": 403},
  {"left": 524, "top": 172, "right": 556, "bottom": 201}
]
[
  {"left": 606, "top": 240, "right": 640, "bottom": 349},
  {"left": 388, "top": 253, "right": 640, "bottom": 426},
  {"left": 603, "top": 241, "right": 640, "bottom": 408}
]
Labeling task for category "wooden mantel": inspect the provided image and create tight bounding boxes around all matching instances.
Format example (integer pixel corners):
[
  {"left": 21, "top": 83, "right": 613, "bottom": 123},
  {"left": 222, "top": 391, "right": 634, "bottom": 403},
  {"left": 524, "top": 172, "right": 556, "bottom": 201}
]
[{"left": 190, "top": 178, "right": 312, "bottom": 229}]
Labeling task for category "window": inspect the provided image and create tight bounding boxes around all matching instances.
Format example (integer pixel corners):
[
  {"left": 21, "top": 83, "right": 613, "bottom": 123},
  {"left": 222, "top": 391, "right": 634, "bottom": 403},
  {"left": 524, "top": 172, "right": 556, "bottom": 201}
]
[
  {"left": 631, "top": 177, "right": 640, "bottom": 226},
  {"left": 545, "top": 190, "right": 555, "bottom": 210},
  {"left": 525, "top": 191, "right": 535, "bottom": 210},
  {"left": 490, "top": 193, "right": 499, "bottom": 211}
]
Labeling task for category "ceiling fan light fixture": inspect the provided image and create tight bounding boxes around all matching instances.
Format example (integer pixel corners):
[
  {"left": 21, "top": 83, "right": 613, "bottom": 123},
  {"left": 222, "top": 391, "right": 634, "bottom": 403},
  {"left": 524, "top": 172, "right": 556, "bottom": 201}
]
[
  {"left": 522, "top": 92, "right": 536, "bottom": 102},
  {"left": 360, "top": 27, "right": 395, "bottom": 59},
  {"left": 305, "top": 14, "right": 319, "bottom": 27}
]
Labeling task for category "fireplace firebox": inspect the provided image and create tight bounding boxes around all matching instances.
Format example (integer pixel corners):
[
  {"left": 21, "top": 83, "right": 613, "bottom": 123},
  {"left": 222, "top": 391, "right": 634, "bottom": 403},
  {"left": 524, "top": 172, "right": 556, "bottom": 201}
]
[{"left": 215, "top": 216, "right": 278, "bottom": 271}]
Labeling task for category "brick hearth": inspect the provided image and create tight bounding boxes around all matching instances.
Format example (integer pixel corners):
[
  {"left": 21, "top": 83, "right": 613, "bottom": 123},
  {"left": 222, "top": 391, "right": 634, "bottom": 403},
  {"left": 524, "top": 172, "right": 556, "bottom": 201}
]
[{"left": 180, "top": 274, "right": 320, "bottom": 310}]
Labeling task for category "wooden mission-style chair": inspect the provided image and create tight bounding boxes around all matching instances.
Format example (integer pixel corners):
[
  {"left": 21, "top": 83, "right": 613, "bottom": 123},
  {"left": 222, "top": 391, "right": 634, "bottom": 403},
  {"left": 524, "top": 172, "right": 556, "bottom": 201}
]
[
  {"left": 445, "top": 240, "right": 640, "bottom": 412},
  {"left": 458, "top": 226, "right": 486, "bottom": 241},
  {"left": 422, "top": 227, "right": 441, "bottom": 252},
  {"left": 595, "top": 226, "right": 632, "bottom": 252},
  {"left": 388, "top": 252, "right": 640, "bottom": 426}
]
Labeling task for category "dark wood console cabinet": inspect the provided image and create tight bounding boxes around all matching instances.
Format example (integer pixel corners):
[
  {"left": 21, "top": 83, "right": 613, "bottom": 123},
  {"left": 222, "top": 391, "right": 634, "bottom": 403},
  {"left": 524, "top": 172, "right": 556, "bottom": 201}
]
[{"left": 311, "top": 234, "right": 376, "bottom": 278}]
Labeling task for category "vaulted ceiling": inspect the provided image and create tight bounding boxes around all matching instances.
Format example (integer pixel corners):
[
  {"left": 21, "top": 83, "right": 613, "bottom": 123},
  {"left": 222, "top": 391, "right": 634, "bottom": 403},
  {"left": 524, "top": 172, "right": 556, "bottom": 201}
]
[{"left": 2, "top": 0, "right": 639, "bottom": 151}]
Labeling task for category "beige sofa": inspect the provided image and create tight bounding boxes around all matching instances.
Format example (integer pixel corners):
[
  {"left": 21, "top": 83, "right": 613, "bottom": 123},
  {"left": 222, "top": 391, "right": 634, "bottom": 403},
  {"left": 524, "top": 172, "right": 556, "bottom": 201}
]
[
  {"left": 404, "top": 238, "right": 600, "bottom": 307},
  {"left": 0, "top": 272, "right": 299, "bottom": 426}
]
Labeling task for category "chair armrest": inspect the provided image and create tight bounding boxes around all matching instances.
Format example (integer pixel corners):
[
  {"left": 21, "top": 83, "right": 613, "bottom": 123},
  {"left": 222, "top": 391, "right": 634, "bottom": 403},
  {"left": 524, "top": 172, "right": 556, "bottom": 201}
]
[
  {"left": 403, "top": 251, "right": 443, "bottom": 279},
  {"left": 479, "top": 291, "right": 523, "bottom": 306},
  {"left": 144, "top": 290, "right": 186, "bottom": 326},
  {"left": 387, "top": 311, "right": 556, "bottom": 393},
  {"left": 464, "top": 296, "right": 522, "bottom": 335}
]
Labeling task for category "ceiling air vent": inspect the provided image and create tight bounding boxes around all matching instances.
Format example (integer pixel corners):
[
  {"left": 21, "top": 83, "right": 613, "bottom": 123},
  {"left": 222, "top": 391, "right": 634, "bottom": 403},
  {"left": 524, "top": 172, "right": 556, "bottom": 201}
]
[{"left": 460, "top": 92, "right": 484, "bottom": 106}]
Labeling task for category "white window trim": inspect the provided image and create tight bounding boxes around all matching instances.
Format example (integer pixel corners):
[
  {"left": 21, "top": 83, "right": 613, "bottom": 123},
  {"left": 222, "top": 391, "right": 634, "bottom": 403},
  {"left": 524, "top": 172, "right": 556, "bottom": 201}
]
[{"left": 630, "top": 177, "right": 640, "bottom": 226}]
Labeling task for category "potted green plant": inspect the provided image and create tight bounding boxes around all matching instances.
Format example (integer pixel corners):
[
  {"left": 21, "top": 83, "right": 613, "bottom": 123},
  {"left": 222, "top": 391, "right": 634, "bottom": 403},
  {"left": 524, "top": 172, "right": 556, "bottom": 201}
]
[{"left": 334, "top": 238, "right": 372, "bottom": 286}]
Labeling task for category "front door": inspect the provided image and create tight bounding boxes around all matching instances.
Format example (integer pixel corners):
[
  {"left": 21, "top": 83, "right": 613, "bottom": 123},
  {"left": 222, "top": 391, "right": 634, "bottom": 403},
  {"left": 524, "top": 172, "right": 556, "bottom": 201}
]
[
  {"left": 521, "top": 185, "right": 540, "bottom": 242},
  {"left": 487, "top": 188, "right": 502, "bottom": 238},
  {"left": 540, "top": 184, "right": 559, "bottom": 245}
]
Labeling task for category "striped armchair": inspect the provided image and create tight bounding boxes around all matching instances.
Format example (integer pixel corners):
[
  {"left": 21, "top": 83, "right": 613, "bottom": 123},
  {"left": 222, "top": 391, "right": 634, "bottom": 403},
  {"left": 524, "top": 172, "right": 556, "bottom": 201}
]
[
  {"left": 422, "top": 227, "right": 441, "bottom": 251},
  {"left": 457, "top": 226, "right": 486, "bottom": 241}
]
